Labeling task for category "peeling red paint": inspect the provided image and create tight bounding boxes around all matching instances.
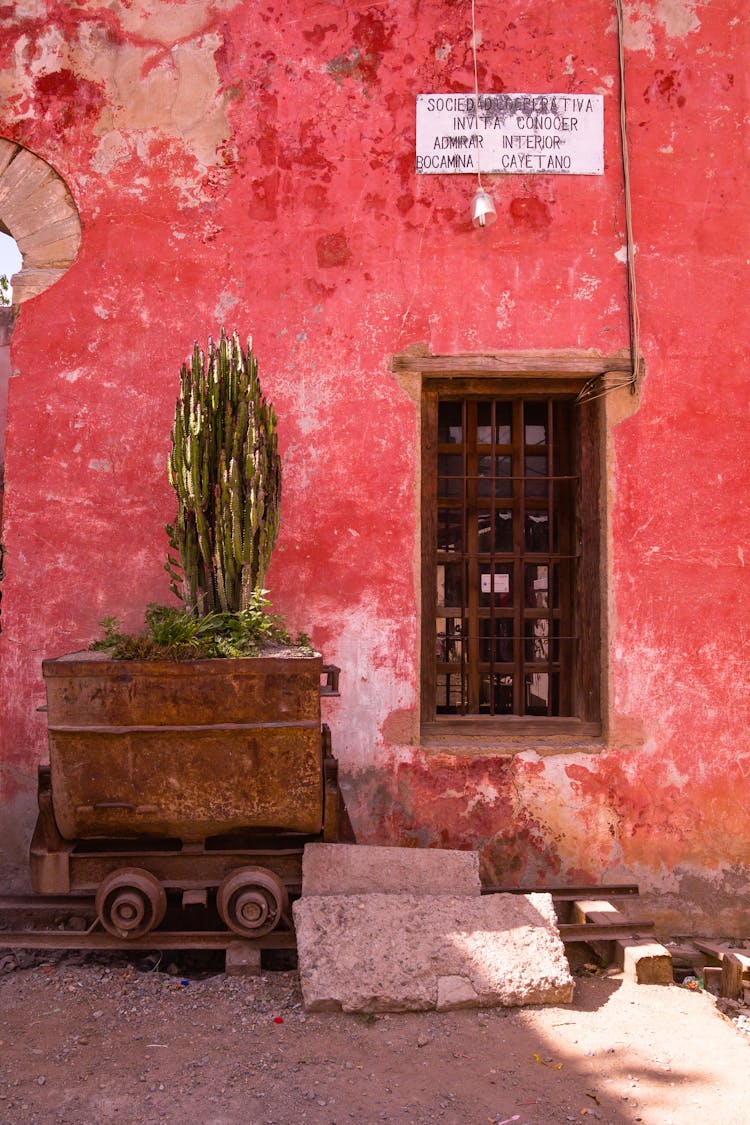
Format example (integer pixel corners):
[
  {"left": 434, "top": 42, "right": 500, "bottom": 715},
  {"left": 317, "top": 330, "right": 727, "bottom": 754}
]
[
  {"left": 316, "top": 231, "right": 352, "bottom": 269},
  {"left": 509, "top": 195, "right": 552, "bottom": 232},
  {"left": 34, "top": 71, "right": 105, "bottom": 129},
  {"left": 0, "top": 0, "right": 747, "bottom": 929},
  {"left": 644, "top": 68, "right": 687, "bottom": 108}
]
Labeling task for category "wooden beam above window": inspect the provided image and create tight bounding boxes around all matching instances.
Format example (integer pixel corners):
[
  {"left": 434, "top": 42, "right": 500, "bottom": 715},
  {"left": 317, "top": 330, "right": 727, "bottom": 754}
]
[{"left": 391, "top": 349, "right": 632, "bottom": 378}]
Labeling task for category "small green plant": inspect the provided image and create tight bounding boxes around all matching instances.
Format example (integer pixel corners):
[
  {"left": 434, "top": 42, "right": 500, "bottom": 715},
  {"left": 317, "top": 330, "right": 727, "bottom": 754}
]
[
  {"left": 0, "top": 275, "right": 9, "bottom": 306},
  {"left": 91, "top": 593, "right": 313, "bottom": 660}
]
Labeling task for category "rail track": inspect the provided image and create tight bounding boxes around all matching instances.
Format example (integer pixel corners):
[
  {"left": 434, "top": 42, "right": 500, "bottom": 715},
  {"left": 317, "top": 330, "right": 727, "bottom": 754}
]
[{"left": 0, "top": 883, "right": 654, "bottom": 961}]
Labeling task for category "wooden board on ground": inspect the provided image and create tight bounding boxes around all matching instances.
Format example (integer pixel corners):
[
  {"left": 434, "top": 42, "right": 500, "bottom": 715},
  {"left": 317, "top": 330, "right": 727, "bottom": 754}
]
[
  {"left": 572, "top": 899, "right": 672, "bottom": 985},
  {"left": 692, "top": 941, "right": 750, "bottom": 999}
]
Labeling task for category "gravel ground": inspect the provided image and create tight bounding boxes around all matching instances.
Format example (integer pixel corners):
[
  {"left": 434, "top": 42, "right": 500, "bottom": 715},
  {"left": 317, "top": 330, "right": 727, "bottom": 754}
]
[{"left": 1, "top": 948, "right": 749, "bottom": 1125}]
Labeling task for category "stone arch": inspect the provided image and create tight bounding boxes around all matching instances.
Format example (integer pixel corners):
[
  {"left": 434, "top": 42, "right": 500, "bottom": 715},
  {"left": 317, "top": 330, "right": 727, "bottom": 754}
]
[{"left": 0, "top": 139, "right": 81, "bottom": 303}]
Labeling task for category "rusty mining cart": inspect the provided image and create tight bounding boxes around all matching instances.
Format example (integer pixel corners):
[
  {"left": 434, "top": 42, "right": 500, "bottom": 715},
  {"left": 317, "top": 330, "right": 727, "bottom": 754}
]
[{"left": 28, "top": 649, "right": 342, "bottom": 948}]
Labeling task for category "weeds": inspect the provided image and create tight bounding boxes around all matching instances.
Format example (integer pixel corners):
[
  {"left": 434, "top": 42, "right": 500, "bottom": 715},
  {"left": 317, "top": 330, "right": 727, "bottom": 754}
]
[{"left": 90, "top": 591, "right": 312, "bottom": 660}]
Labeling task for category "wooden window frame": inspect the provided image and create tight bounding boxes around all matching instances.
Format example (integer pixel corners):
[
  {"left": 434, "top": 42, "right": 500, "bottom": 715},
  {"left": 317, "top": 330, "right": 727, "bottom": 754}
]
[{"left": 418, "top": 369, "right": 605, "bottom": 744}]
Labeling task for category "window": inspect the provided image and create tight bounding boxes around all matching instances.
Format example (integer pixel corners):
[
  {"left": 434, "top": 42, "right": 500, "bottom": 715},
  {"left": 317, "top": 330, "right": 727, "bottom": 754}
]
[{"left": 421, "top": 381, "right": 602, "bottom": 740}]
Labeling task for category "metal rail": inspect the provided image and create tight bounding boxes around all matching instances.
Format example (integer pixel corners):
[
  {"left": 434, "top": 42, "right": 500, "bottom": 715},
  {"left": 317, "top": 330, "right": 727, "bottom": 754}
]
[
  {"left": 0, "top": 894, "right": 295, "bottom": 952},
  {"left": 0, "top": 927, "right": 296, "bottom": 951},
  {"left": 0, "top": 894, "right": 94, "bottom": 913},
  {"left": 482, "top": 883, "right": 640, "bottom": 899},
  {"left": 1, "top": 884, "right": 652, "bottom": 954}
]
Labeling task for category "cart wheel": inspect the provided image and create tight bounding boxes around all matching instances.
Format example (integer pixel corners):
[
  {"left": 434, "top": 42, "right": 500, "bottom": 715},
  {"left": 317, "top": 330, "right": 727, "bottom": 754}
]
[
  {"left": 95, "top": 867, "right": 167, "bottom": 939},
  {"left": 216, "top": 866, "right": 288, "bottom": 938}
]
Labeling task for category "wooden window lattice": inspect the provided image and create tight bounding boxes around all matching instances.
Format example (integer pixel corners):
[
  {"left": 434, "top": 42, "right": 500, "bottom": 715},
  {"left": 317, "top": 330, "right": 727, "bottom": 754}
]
[{"left": 434, "top": 397, "right": 577, "bottom": 718}]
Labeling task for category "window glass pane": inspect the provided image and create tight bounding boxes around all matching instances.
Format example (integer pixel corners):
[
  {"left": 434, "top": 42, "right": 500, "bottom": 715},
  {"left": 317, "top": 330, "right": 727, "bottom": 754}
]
[
  {"left": 525, "top": 454, "right": 547, "bottom": 497},
  {"left": 437, "top": 563, "right": 463, "bottom": 609},
  {"left": 437, "top": 617, "right": 463, "bottom": 662},
  {"left": 494, "top": 509, "right": 513, "bottom": 552},
  {"left": 525, "top": 510, "right": 549, "bottom": 551},
  {"left": 552, "top": 479, "right": 571, "bottom": 549},
  {"left": 495, "top": 455, "right": 512, "bottom": 497},
  {"left": 495, "top": 402, "right": 512, "bottom": 445},
  {"left": 477, "top": 510, "right": 492, "bottom": 553},
  {"left": 479, "top": 564, "right": 513, "bottom": 607},
  {"left": 479, "top": 619, "right": 514, "bottom": 663},
  {"left": 525, "top": 672, "right": 550, "bottom": 715},
  {"left": 436, "top": 673, "right": 464, "bottom": 714},
  {"left": 477, "top": 454, "right": 491, "bottom": 497},
  {"left": 525, "top": 619, "right": 560, "bottom": 662},
  {"left": 480, "top": 673, "right": 514, "bottom": 714},
  {"left": 438, "top": 453, "right": 463, "bottom": 497},
  {"left": 478, "top": 456, "right": 512, "bottom": 498},
  {"left": 524, "top": 401, "right": 547, "bottom": 445},
  {"left": 438, "top": 508, "right": 463, "bottom": 553},
  {"left": 477, "top": 401, "right": 492, "bottom": 445},
  {"left": 525, "top": 564, "right": 548, "bottom": 608},
  {"left": 438, "top": 401, "right": 463, "bottom": 444}
]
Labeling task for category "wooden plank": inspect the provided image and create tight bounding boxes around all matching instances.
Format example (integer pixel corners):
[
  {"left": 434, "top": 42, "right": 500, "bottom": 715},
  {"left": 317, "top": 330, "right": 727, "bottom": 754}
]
[
  {"left": 421, "top": 389, "right": 438, "bottom": 722},
  {"left": 559, "top": 922, "right": 655, "bottom": 941},
  {"left": 572, "top": 899, "right": 620, "bottom": 922},
  {"left": 0, "top": 139, "right": 20, "bottom": 178},
  {"left": 14, "top": 214, "right": 81, "bottom": 252},
  {"left": 421, "top": 716, "right": 602, "bottom": 741},
  {"left": 0, "top": 145, "right": 54, "bottom": 205},
  {"left": 9, "top": 269, "right": 68, "bottom": 301},
  {"left": 618, "top": 938, "right": 674, "bottom": 985},
  {"left": 664, "top": 941, "right": 703, "bottom": 964},
  {"left": 2, "top": 193, "right": 75, "bottom": 241},
  {"left": 392, "top": 351, "right": 632, "bottom": 376},
  {"left": 720, "top": 952, "right": 746, "bottom": 1000},
  {"left": 702, "top": 966, "right": 722, "bottom": 996},
  {"left": 23, "top": 235, "right": 81, "bottom": 268},
  {"left": 569, "top": 899, "right": 619, "bottom": 964},
  {"left": 575, "top": 394, "right": 602, "bottom": 723},
  {"left": 693, "top": 939, "right": 736, "bottom": 961},
  {"left": 572, "top": 899, "right": 671, "bottom": 984}
]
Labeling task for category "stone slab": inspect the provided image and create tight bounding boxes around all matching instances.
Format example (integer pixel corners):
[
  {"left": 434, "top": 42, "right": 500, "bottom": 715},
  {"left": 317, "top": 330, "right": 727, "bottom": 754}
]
[
  {"left": 301, "top": 843, "right": 481, "bottom": 898},
  {"left": 293, "top": 892, "right": 574, "bottom": 1012}
]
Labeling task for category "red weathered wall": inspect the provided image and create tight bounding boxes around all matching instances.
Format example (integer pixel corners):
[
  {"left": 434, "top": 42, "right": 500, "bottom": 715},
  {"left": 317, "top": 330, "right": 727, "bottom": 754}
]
[{"left": 0, "top": 1, "right": 747, "bottom": 930}]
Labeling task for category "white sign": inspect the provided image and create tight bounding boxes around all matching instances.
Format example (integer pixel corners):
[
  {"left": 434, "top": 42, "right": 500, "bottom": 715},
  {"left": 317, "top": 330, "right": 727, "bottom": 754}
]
[
  {"left": 416, "top": 93, "right": 604, "bottom": 176},
  {"left": 481, "top": 573, "right": 510, "bottom": 594}
]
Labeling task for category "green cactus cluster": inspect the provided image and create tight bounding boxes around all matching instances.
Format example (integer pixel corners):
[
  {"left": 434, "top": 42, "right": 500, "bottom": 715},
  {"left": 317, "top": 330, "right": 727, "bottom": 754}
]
[{"left": 165, "top": 330, "right": 281, "bottom": 615}]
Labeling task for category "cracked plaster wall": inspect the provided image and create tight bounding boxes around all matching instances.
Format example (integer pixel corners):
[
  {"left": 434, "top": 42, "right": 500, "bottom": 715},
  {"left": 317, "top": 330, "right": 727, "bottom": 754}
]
[{"left": 0, "top": 0, "right": 747, "bottom": 932}]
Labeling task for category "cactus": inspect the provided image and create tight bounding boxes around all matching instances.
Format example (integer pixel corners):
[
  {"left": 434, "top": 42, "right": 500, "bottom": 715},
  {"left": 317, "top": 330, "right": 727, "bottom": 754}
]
[{"left": 165, "top": 330, "right": 281, "bottom": 614}]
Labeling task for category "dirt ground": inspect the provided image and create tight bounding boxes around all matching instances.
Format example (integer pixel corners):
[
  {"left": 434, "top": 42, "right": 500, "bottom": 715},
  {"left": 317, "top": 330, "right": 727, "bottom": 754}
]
[{"left": 1, "top": 950, "right": 749, "bottom": 1125}]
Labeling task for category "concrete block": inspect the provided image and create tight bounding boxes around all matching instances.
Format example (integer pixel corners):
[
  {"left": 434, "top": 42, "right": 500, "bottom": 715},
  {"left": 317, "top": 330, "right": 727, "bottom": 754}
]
[
  {"left": 301, "top": 843, "right": 481, "bottom": 898},
  {"left": 225, "top": 941, "right": 262, "bottom": 977},
  {"left": 293, "top": 892, "right": 574, "bottom": 1012}
]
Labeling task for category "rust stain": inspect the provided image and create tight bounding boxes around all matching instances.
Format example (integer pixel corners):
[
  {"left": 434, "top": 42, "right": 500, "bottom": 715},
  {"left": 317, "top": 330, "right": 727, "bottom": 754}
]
[
  {"left": 509, "top": 195, "right": 552, "bottom": 232},
  {"left": 644, "top": 68, "right": 686, "bottom": 107},
  {"left": 380, "top": 707, "right": 418, "bottom": 745},
  {"left": 326, "top": 8, "right": 394, "bottom": 87},
  {"left": 316, "top": 231, "right": 352, "bottom": 269}
]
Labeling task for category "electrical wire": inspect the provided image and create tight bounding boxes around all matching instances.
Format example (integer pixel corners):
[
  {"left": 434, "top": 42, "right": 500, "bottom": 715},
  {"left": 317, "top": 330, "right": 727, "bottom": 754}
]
[
  {"left": 577, "top": 0, "right": 641, "bottom": 404},
  {"left": 470, "top": 0, "right": 484, "bottom": 189}
]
